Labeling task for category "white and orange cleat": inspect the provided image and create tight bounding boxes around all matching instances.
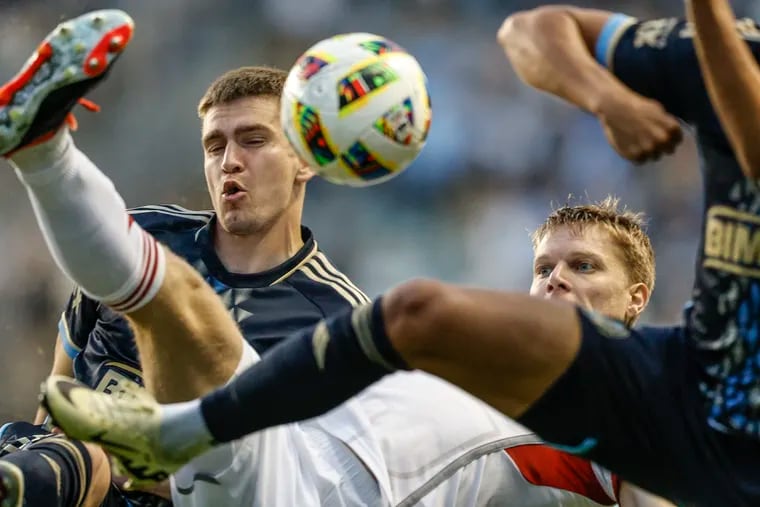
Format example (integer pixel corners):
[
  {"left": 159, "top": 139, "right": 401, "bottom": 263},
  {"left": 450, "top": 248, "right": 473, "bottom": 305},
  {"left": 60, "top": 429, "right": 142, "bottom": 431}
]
[{"left": 0, "top": 9, "right": 133, "bottom": 157}]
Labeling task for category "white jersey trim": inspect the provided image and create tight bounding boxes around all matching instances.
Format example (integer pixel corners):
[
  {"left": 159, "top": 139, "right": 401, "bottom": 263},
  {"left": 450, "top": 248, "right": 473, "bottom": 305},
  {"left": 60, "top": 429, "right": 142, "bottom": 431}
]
[
  {"left": 127, "top": 204, "right": 213, "bottom": 223},
  {"left": 295, "top": 252, "right": 369, "bottom": 307},
  {"left": 591, "top": 463, "right": 617, "bottom": 503},
  {"left": 396, "top": 434, "right": 543, "bottom": 507}
]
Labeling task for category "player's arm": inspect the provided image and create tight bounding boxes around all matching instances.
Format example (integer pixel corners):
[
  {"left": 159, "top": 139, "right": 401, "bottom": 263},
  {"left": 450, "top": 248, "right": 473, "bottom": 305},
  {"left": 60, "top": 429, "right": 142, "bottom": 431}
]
[
  {"left": 497, "top": 6, "right": 682, "bottom": 163},
  {"left": 497, "top": 6, "right": 621, "bottom": 115},
  {"left": 687, "top": 0, "right": 760, "bottom": 179},
  {"left": 33, "top": 333, "right": 74, "bottom": 424},
  {"left": 35, "top": 288, "right": 93, "bottom": 424},
  {"left": 619, "top": 481, "right": 676, "bottom": 507}
]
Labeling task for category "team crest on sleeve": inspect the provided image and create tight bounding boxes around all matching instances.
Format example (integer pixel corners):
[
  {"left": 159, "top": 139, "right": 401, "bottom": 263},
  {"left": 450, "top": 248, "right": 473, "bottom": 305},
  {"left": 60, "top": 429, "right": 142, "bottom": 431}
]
[
  {"left": 633, "top": 18, "right": 677, "bottom": 49},
  {"left": 580, "top": 308, "right": 630, "bottom": 339}
]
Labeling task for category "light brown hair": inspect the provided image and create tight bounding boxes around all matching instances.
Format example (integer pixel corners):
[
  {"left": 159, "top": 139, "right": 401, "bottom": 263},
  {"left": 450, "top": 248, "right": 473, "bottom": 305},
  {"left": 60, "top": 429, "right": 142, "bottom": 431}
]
[
  {"left": 197, "top": 66, "right": 287, "bottom": 118},
  {"left": 531, "top": 196, "right": 655, "bottom": 293}
]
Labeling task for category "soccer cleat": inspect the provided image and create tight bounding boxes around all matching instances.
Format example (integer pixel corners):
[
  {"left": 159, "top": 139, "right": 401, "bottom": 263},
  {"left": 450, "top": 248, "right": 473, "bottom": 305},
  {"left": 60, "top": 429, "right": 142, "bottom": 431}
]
[
  {"left": 40, "top": 375, "right": 209, "bottom": 489},
  {"left": 0, "top": 9, "right": 133, "bottom": 156},
  {"left": 0, "top": 461, "right": 23, "bottom": 507}
]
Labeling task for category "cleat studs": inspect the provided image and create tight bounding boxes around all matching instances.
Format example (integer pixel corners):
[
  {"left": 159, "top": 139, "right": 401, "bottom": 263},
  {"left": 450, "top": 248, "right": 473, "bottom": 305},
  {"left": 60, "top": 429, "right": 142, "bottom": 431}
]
[
  {"left": 58, "top": 24, "right": 72, "bottom": 38},
  {"left": 91, "top": 14, "right": 104, "bottom": 27},
  {"left": 8, "top": 108, "right": 24, "bottom": 122},
  {"left": 63, "top": 66, "right": 77, "bottom": 79},
  {"left": 88, "top": 58, "right": 101, "bottom": 70},
  {"left": 74, "top": 42, "right": 86, "bottom": 54},
  {"left": 109, "top": 35, "right": 124, "bottom": 52}
]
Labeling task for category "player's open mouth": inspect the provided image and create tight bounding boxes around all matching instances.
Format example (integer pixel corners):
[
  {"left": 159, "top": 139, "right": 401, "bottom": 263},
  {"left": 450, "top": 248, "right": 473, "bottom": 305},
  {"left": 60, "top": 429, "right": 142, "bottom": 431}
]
[{"left": 222, "top": 181, "right": 246, "bottom": 201}]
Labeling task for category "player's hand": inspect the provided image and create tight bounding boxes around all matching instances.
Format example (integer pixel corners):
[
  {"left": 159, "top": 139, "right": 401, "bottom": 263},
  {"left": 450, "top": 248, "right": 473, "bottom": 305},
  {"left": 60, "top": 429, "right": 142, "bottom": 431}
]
[{"left": 595, "top": 90, "right": 683, "bottom": 164}]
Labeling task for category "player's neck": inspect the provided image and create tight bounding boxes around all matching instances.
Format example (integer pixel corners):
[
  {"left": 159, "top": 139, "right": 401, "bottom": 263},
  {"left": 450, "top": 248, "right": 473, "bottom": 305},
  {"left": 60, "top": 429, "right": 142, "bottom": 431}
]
[{"left": 212, "top": 212, "right": 304, "bottom": 275}]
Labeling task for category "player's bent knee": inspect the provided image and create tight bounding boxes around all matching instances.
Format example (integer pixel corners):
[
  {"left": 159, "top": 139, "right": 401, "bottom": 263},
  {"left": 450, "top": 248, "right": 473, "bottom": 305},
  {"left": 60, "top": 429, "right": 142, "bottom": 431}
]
[
  {"left": 384, "top": 278, "right": 455, "bottom": 362},
  {"left": 19, "top": 436, "right": 110, "bottom": 507}
]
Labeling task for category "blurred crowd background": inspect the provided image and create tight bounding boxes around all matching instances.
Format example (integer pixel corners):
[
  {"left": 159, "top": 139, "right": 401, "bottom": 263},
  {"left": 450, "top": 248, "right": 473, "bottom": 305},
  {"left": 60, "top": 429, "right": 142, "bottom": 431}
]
[{"left": 1, "top": 0, "right": 758, "bottom": 421}]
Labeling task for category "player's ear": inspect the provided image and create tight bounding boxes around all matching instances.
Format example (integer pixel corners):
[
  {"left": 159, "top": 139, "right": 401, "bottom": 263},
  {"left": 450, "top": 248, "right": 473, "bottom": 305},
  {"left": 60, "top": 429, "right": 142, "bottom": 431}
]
[
  {"left": 625, "top": 282, "right": 650, "bottom": 324},
  {"left": 295, "top": 158, "right": 315, "bottom": 183}
]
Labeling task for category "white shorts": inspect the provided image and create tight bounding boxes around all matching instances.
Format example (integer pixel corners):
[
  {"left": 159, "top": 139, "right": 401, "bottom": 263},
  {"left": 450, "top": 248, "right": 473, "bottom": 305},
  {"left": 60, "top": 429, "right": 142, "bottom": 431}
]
[{"left": 170, "top": 342, "right": 385, "bottom": 507}]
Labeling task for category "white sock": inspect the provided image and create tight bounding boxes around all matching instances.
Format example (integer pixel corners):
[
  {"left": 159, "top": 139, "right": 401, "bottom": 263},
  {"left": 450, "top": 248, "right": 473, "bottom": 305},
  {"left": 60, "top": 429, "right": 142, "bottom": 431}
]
[
  {"left": 159, "top": 399, "right": 214, "bottom": 457},
  {"left": 9, "top": 129, "right": 165, "bottom": 312}
]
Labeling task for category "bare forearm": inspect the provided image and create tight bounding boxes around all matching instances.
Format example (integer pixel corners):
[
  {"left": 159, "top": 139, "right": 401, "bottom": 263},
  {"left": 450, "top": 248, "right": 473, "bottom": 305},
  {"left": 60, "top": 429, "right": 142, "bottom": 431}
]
[
  {"left": 35, "top": 336, "right": 73, "bottom": 424},
  {"left": 498, "top": 7, "right": 627, "bottom": 115},
  {"left": 687, "top": 0, "right": 760, "bottom": 179}
]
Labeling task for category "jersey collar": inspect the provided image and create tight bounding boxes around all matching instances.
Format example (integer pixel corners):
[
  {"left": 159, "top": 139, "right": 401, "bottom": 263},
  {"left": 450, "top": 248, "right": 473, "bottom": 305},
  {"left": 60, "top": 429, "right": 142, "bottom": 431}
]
[{"left": 196, "top": 216, "right": 317, "bottom": 288}]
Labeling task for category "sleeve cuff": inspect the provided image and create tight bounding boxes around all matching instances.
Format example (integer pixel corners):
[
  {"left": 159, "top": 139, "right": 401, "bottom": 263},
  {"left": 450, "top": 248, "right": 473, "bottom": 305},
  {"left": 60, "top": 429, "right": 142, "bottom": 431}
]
[
  {"left": 595, "top": 13, "right": 637, "bottom": 69},
  {"left": 58, "top": 314, "right": 81, "bottom": 360}
]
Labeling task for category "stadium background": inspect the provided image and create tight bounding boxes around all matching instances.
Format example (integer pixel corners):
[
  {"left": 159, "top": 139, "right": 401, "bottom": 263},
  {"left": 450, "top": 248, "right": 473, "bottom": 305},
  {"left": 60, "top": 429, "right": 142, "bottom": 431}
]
[{"left": 0, "top": 0, "right": 757, "bottom": 422}]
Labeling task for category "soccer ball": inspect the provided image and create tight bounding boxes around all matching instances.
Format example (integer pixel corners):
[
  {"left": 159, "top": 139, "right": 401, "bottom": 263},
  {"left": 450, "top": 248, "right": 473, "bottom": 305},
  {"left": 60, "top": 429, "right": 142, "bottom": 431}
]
[{"left": 281, "top": 33, "right": 432, "bottom": 187}]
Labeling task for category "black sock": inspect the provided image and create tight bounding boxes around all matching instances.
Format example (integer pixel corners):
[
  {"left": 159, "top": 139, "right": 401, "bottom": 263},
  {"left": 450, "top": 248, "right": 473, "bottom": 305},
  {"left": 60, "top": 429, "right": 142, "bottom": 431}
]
[
  {"left": 201, "top": 297, "right": 408, "bottom": 443},
  {"left": 3, "top": 435, "right": 93, "bottom": 507}
]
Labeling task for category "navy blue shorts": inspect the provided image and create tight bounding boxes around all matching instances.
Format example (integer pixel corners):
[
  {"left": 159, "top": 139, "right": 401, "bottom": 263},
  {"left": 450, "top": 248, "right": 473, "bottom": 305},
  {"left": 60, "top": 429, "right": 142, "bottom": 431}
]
[
  {"left": 518, "top": 308, "right": 760, "bottom": 507},
  {"left": 0, "top": 421, "right": 171, "bottom": 507}
]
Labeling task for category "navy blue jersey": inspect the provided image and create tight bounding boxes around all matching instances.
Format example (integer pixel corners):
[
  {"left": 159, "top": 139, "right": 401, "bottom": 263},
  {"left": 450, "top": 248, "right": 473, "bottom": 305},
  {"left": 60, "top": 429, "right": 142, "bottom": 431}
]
[
  {"left": 58, "top": 204, "right": 368, "bottom": 394},
  {"left": 596, "top": 15, "right": 760, "bottom": 439},
  {"left": 520, "top": 309, "right": 760, "bottom": 506}
]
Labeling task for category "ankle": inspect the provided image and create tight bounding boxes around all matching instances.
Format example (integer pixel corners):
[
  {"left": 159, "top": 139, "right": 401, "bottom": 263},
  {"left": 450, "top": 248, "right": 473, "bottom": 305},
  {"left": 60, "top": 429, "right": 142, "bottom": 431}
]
[{"left": 8, "top": 128, "right": 72, "bottom": 176}]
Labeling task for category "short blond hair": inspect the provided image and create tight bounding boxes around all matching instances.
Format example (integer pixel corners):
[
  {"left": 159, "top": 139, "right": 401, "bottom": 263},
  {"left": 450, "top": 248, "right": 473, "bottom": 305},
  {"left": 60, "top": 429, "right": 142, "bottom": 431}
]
[
  {"left": 531, "top": 196, "right": 655, "bottom": 293},
  {"left": 197, "top": 66, "right": 287, "bottom": 118}
]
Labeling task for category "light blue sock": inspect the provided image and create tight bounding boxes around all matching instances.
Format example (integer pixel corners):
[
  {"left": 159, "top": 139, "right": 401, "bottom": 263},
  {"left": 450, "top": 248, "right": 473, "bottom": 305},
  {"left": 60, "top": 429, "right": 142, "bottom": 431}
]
[{"left": 158, "top": 399, "right": 215, "bottom": 456}]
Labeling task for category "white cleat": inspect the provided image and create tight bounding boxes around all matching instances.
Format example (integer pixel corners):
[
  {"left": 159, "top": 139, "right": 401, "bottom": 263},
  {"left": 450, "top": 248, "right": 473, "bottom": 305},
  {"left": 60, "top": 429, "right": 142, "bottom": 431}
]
[{"left": 40, "top": 375, "right": 207, "bottom": 489}]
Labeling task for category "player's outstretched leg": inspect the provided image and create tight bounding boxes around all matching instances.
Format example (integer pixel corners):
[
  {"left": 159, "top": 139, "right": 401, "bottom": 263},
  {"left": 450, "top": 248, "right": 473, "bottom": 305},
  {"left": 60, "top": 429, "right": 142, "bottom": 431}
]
[
  {"left": 0, "top": 10, "right": 153, "bottom": 309},
  {"left": 41, "top": 281, "right": 583, "bottom": 487},
  {"left": 123, "top": 249, "right": 247, "bottom": 401},
  {"left": 2, "top": 10, "right": 247, "bottom": 403},
  {"left": 40, "top": 376, "right": 211, "bottom": 487},
  {"left": 39, "top": 293, "right": 411, "bottom": 486}
]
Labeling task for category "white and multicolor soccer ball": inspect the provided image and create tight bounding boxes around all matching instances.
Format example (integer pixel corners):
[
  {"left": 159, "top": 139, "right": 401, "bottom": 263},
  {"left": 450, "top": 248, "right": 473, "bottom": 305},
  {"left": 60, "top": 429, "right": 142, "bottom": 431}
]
[{"left": 281, "top": 33, "right": 432, "bottom": 187}]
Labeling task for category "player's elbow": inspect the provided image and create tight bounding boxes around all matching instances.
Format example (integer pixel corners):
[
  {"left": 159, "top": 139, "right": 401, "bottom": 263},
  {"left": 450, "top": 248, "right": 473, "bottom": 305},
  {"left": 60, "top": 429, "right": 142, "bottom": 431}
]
[
  {"left": 498, "top": 6, "right": 569, "bottom": 47},
  {"left": 496, "top": 11, "right": 522, "bottom": 48},
  {"left": 497, "top": 6, "right": 581, "bottom": 89},
  {"left": 384, "top": 278, "right": 455, "bottom": 365},
  {"left": 498, "top": 8, "right": 541, "bottom": 51}
]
